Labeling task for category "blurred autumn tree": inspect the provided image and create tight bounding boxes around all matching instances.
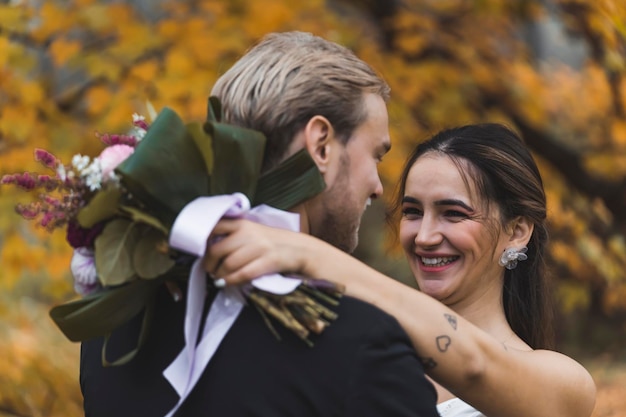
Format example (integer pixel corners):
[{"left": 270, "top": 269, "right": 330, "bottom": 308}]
[{"left": 0, "top": 0, "right": 625, "bottom": 414}]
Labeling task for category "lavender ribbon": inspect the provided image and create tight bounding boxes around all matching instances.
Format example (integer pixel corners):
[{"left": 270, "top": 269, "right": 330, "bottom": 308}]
[{"left": 163, "top": 193, "right": 301, "bottom": 416}]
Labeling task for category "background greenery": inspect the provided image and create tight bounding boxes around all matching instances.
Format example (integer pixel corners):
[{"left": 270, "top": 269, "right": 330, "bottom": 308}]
[{"left": 0, "top": 0, "right": 625, "bottom": 415}]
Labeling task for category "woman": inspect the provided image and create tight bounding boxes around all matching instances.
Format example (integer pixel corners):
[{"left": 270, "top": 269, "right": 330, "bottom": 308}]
[{"left": 204, "top": 123, "right": 596, "bottom": 417}]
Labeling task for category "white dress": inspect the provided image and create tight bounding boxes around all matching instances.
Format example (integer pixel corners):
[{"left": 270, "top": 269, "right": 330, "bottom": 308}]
[{"left": 437, "top": 398, "right": 486, "bottom": 417}]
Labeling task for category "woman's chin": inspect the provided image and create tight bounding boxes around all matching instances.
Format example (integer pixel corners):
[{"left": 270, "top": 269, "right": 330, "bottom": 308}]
[{"left": 416, "top": 279, "right": 451, "bottom": 301}]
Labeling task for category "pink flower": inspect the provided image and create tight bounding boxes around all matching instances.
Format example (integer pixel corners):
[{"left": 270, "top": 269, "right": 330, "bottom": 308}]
[
  {"left": 98, "top": 144, "right": 134, "bottom": 180},
  {"left": 71, "top": 247, "right": 101, "bottom": 295},
  {"left": 2, "top": 172, "right": 37, "bottom": 190},
  {"left": 97, "top": 133, "right": 138, "bottom": 147},
  {"left": 34, "top": 148, "right": 59, "bottom": 170}
]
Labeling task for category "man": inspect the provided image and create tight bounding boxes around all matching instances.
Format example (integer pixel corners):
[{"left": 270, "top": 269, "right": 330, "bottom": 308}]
[{"left": 80, "top": 31, "right": 439, "bottom": 416}]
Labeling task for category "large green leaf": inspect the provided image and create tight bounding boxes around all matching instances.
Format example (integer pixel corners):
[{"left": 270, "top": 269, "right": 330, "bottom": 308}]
[
  {"left": 254, "top": 149, "right": 326, "bottom": 210},
  {"left": 119, "top": 205, "right": 169, "bottom": 235},
  {"left": 49, "top": 277, "right": 162, "bottom": 342},
  {"left": 115, "top": 108, "right": 210, "bottom": 227},
  {"left": 206, "top": 121, "right": 266, "bottom": 198},
  {"left": 95, "top": 218, "right": 140, "bottom": 286},
  {"left": 133, "top": 226, "right": 175, "bottom": 279},
  {"left": 77, "top": 187, "right": 122, "bottom": 228}
]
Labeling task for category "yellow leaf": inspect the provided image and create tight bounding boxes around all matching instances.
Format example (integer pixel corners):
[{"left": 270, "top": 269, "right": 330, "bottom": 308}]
[
  {"left": 158, "top": 19, "right": 181, "bottom": 39},
  {"left": 49, "top": 38, "right": 81, "bottom": 67},
  {"left": 31, "top": 3, "right": 71, "bottom": 41},
  {"left": 0, "top": 4, "right": 30, "bottom": 32},
  {"left": 244, "top": 0, "right": 294, "bottom": 37},
  {"left": 83, "top": 55, "right": 121, "bottom": 80},
  {"left": 0, "top": 105, "right": 37, "bottom": 142},
  {"left": 556, "top": 282, "right": 590, "bottom": 314},
  {"left": 165, "top": 49, "right": 194, "bottom": 76},
  {"left": 18, "top": 81, "right": 45, "bottom": 106},
  {"left": 129, "top": 60, "right": 159, "bottom": 82},
  {"left": 106, "top": 3, "right": 133, "bottom": 24},
  {"left": 110, "top": 24, "right": 163, "bottom": 61},
  {"left": 77, "top": 4, "right": 113, "bottom": 32},
  {"left": 0, "top": 232, "right": 29, "bottom": 289},
  {"left": 0, "top": 37, "right": 10, "bottom": 69},
  {"left": 611, "top": 119, "right": 626, "bottom": 147},
  {"left": 85, "top": 86, "right": 112, "bottom": 116}
]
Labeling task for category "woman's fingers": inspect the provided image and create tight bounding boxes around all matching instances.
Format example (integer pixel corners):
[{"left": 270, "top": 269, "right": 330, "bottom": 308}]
[
  {"left": 203, "top": 219, "right": 304, "bottom": 286},
  {"left": 203, "top": 219, "right": 278, "bottom": 284}
]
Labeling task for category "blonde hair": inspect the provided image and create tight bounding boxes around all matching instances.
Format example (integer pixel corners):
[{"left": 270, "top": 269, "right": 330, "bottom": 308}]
[{"left": 211, "top": 31, "right": 390, "bottom": 172}]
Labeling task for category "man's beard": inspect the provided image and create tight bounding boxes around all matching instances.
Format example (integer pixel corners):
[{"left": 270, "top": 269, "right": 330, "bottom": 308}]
[{"left": 313, "top": 156, "right": 362, "bottom": 254}]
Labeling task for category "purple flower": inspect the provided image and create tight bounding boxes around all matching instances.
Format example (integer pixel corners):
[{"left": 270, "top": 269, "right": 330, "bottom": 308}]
[
  {"left": 15, "top": 203, "right": 41, "bottom": 219},
  {"left": 98, "top": 133, "right": 138, "bottom": 147},
  {"left": 34, "top": 148, "right": 59, "bottom": 170},
  {"left": 71, "top": 247, "right": 101, "bottom": 296},
  {"left": 132, "top": 115, "right": 149, "bottom": 131},
  {"left": 66, "top": 221, "right": 105, "bottom": 248},
  {"left": 40, "top": 212, "right": 56, "bottom": 228},
  {"left": 2, "top": 172, "right": 37, "bottom": 190}
]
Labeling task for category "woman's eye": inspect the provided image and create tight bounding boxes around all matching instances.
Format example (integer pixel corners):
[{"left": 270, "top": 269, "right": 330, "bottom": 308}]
[
  {"left": 402, "top": 207, "right": 423, "bottom": 217},
  {"left": 445, "top": 210, "right": 468, "bottom": 219}
]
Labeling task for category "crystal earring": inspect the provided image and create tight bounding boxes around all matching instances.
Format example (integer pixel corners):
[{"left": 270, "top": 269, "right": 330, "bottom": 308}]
[{"left": 498, "top": 246, "right": 528, "bottom": 270}]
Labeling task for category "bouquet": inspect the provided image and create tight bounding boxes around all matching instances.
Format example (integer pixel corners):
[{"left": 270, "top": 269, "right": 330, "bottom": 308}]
[{"left": 2, "top": 97, "right": 345, "bottom": 368}]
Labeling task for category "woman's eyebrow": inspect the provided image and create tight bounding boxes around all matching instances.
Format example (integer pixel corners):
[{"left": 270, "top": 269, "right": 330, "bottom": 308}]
[{"left": 402, "top": 196, "right": 474, "bottom": 212}]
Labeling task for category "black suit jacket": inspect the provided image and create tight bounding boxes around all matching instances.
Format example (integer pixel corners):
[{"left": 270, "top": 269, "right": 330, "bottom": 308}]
[{"left": 81, "top": 284, "right": 439, "bottom": 417}]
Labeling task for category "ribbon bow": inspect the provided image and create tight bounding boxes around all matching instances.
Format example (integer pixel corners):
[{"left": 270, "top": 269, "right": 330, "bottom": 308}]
[{"left": 163, "top": 192, "right": 301, "bottom": 416}]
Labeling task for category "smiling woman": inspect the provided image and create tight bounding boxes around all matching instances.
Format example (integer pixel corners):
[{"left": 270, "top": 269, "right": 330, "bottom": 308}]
[{"left": 204, "top": 123, "right": 597, "bottom": 417}]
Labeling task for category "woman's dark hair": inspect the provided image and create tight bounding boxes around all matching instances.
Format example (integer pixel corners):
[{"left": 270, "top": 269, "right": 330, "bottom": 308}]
[{"left": 390, "top": 123, "right": 554, "bottom": 349}]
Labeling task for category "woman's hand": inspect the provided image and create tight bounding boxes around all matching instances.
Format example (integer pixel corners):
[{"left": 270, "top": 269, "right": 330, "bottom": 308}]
[{"left": 203, "top": 219, "right": 311, "bottom": 285}]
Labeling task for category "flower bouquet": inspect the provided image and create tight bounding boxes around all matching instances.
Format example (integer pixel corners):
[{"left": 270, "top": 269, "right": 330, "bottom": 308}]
[{"left": 2, "top": 97, "right": 345, "bottom": 369}]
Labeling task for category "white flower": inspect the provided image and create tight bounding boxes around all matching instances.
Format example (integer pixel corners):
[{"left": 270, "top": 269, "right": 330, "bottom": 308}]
[
  {"left": 71, "top": 247, "right": 100, "bottom": 295},
  {"left": 72, "top": 154, "right": 91, "bottom": 171},
  {"left": 56, "top": 164, "right": 67, "bottom": 181},
  {"left": 81, "top": 159, "right": 103, "bottom": 191},
  {"left": 132, "top": 113, "right": 145, "bottom": 123},
  {"left": 132, "top": 126, "right": 147, "bottom": 140}
]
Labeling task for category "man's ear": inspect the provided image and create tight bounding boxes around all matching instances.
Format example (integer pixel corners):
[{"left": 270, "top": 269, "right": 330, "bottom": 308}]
[
  {"left": 507, "top": 216, "right": 534, "bottom": 247},
  {"left": 303, "top": 115, "right": 335, "bottom": 173}
]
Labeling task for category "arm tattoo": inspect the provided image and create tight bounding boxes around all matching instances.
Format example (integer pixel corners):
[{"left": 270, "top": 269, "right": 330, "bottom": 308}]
[
  {"left": 436, "top": 335, "right": 451, "bottom": 352},
  {"left": 444, "top": 313, "right": 457, "bottom": 330}
]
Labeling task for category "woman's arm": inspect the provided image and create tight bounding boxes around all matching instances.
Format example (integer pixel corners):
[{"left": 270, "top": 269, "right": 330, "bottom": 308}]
[{"left": 205, "top": 219, "right": 596, "bottom": 417}]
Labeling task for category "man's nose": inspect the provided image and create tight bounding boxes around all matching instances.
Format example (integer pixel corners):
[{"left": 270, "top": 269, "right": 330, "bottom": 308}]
[{"left": 370, "top": 176, "right": 383, "bottom": 200}]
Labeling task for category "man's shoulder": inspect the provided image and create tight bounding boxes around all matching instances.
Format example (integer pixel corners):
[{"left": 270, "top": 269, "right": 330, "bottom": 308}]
[{"left": 333, "top": 295, "right": 405, "bottom": 332}]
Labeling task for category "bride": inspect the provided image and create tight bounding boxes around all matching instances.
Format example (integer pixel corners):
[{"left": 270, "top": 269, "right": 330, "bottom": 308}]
[{"left": 205, "top": 123, "right": 596, "bottom": 417}]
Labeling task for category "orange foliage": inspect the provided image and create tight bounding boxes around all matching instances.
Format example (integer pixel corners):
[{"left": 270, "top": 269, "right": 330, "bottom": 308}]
[{"left": 1, "top": 0, "right": 626, "bottom": 413}]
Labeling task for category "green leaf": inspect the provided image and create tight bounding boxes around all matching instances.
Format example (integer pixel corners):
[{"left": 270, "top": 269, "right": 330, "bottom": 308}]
[
  {"left": 132, "top": 226, "right": 175, "bottom": 279},
  {"left": 95, "top": 218, "right": 140, "bottom": 286},
  {"left": 77, "top": 186, "right": 122, "bottom": 228},
  {"left": 187, "top": 122, "right": 213, "bottom": 175},
  {"left": 115, "top": 108, "right": 210, "bottom": 227},
  {"left": 120, "top": 205, "right": 169, "bottom": 235},
  {"left": 254, "top": 149, "right": 326, "bottom": 210},
  {"left": 206, "top": 121, "right": 265, "bottom": 198},
  {"left": 115, "top": 104, "right": 269, "bottom": 227},
  {"left": 49, "top": 277, "right": 162, "bottom": 342}
]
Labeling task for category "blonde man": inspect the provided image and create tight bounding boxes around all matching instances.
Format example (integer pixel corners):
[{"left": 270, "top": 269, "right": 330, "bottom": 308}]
[{"left": 80, "top": 32, "right": 439, "bottom": 417}]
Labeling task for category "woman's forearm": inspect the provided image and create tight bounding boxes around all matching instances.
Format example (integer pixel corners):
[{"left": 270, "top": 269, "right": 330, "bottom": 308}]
[
  {"left": 206, "top": 220, "right": 595, "bottom": 417},
  {"left": 298, "top": 234, "right": 596, "bottom": 417}
]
